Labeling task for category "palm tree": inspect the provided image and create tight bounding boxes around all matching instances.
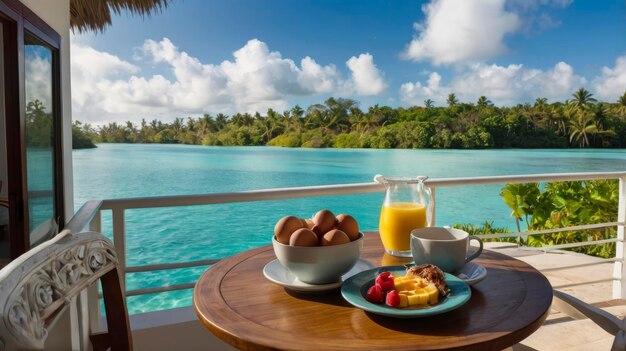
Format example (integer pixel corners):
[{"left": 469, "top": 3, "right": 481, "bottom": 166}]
[
  {"left": 125, "top": 121, "right": 137, "bottom": 141},
  {"left": 446, "top": 93, "right": 458, "bottom": 107},
  {"left": 324, "top": 97, "right": 355, "bottom": 132},
  {"left": 257, "top": 112, "right": 282, "bottom": 143},
  {"left": 26, "top": 99, "right": 46, "bottom": 115},
  {"left": 231, "top": 113, "right": 245, "bottom": 127},
  {"left": 215, "top": 113, "right": 228, "bottom": 130},
  {"left": 171, "top": 117, "right": 183, "bottom": 138},
  {"left": 367, "top": 104, "right": 397, "bottom": 126},
  {"left": 198, "top": 114, "right": 215, "bottom": 138},
  {"left": 569, "top": 110, "right": 598, "bottom": 147},
  {"left": 424, "top": 99, "right": 434, "bottom": 109},
  {"left": 613, "top": 92, "right": 626, "bottom": 118},
  {"left": 231, "top": 113, "right": 253, "bottom": 127},
  {"left": 592, "top": 104, "right": 610, "bottom": 130},
  {"left": 477, "top": 96, "right": 492, "bottom": 108},
  {"left": 351, "top": 112, "right": 379, "bottom": 137},
  {"left": 291, "top": 105, "right": 304, "bottom": 120},
  {"left": 569, "top": 88, "right": 597, "bottom": 110},
  {"left": 186, "top": 117, "right": 196, "bottom": 132},
  {"left": 534, "top": 97, "right": 548, "bottom": 110}
]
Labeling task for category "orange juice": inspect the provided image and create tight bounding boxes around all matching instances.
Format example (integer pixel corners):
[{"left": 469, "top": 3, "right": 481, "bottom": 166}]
[{"left": 379, "top": 202, "right": 427, "bottom": 253}]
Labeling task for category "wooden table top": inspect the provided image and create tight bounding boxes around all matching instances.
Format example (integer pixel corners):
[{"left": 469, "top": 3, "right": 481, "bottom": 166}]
[{"left": 194, "top": 232, "right": 553, "bottom": 351}]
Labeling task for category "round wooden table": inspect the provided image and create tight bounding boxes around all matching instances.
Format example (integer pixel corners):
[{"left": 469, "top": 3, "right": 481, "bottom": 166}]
[{"left": 194, "top": 232, "right": 553, "bottom": 351}]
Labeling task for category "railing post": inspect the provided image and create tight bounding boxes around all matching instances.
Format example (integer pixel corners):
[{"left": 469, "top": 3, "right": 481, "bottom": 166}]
[
  {"left": 89, "top": 209, "right": 101, "bottom": 232},
  {"left": 112, "top": 208, "right": 127, "bottom": 293},
  {"left": 613, "top": 176, "right": 626, "bottom": 299},
  {"left": 87, "top": 209, "right": 103, "bottom": 333}
]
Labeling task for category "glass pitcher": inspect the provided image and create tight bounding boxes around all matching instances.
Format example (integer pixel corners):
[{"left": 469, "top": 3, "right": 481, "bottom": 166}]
[{"left": 375, "top": 175, "right": 433, "bottom": 257}]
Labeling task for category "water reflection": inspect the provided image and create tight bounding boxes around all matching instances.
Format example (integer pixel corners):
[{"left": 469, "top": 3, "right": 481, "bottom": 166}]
[{"left": 25, "top": 37, "right": 56, "bottom": 246}]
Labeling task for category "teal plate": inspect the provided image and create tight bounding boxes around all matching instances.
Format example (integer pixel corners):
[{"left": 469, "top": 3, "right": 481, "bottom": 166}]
[{"left": 341, "top": 266, "right": 471, "bottom": 318}]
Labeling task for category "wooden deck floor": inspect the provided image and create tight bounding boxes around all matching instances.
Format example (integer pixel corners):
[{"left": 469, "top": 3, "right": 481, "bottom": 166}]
[{"left": 485, "top": 243, "right": 624, "bottom": 351}]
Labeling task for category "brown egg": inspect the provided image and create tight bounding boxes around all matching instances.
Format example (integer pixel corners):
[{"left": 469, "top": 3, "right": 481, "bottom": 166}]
[
  {"left": 311, "top": 225, "right": 325, "bottom": 239},
  {"left": 336, "top": 214, "right": 360, "bottom": 241},
  {"left": 313, "top": 209, "right": 336, "bottom": 234},
  {"left": 304, "top": 218, "right": 315, "bottom": 229},
  {"left": 321, "top": 229, "right": 350, "bottom": 246},
  {"left": 274, "top": 215, "right": 305, "bottom": 244},
  {"left": 289, "top": 228, "right": 319, "bottom": 247}
]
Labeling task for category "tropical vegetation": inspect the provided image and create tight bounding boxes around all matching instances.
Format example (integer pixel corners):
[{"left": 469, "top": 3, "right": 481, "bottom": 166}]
[
  {"left": 73, "top": 88, "right": 626, "bottom": 149},
  {"left": 458, "top": 179, "right": 618, "bottom": 259}
]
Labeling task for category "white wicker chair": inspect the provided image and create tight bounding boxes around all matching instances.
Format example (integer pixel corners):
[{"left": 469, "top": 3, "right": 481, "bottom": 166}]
[
  {"left": 0, "top": 230, "right": 131, "bottom": 350},
  {"left": 553, "top": 290, "right": 626, "bottom": 351}
]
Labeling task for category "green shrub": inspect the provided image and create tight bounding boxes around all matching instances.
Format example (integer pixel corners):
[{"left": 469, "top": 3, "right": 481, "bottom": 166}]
[
  {"left": 72, "top": 124, "right": 96, "bottom": 149},
  {"left": 334, "top": 132, "right": 362, "bottom": 148},
  {"left": 154, "top": 129, "right": 177, "bottom": 143},
  {"left": 268, "top": 133, "right": 301, "bottom": 147},
  {"left": 499, "top": 180, "right": 618, "bottom": 258}
]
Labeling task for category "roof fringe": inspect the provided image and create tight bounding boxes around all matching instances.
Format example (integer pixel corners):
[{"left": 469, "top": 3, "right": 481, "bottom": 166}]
[{"left": 70, "top": 0, "right": 168, "bottom": 33}]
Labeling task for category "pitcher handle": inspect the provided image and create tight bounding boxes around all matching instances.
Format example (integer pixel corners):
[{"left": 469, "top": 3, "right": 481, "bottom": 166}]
[
  {"left": 425, "top": 186, "right": 434, "bottom": 226},
  {"left": 373, "top": 174, "right": 385, "bottom": 184}
]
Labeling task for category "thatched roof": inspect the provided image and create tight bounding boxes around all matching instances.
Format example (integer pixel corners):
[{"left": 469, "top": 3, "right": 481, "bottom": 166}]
[{"left": 70, "top": 0, "right": 169, "bottom": 33}]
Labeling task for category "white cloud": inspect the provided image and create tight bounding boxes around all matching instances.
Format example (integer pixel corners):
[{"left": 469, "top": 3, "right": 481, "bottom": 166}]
[
  {"left": 592, "top": 54, "right": 626, "bottom": 101},
  {"left": 298, "top": 56, "right": 341, "bottom": 94},
  {"left": 71, "top": 37, "right": 387, "bottom": 124},
  {"left": 346, "top": 53, "right": 387, "bottom": 95},
  {"left": 400, "top": 72, "right": 449, "bottom": 105},
  {"left": 400, "top": 61, "right": 586, "bottom": 106},
  {"left": 402, "top": 0, "right": 521, "bottom": 65},
  {"left": 25, "top": 50, "right": 53, "bottom": 112}
]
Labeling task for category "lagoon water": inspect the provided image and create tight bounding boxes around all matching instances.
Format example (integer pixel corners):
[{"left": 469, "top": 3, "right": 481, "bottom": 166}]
[{"left": 73, "top": 144, "right": 626, "bottom": 313}]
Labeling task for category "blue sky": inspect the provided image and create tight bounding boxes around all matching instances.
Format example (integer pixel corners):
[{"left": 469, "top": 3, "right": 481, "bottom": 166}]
[{"left": 70, "top": 0, "right": 626, "bottom": 125}]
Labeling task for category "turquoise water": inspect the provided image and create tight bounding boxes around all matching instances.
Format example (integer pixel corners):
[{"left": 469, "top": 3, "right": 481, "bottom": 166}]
[{"left": 72, "top": 144, "right": 626, "bottom": 313}]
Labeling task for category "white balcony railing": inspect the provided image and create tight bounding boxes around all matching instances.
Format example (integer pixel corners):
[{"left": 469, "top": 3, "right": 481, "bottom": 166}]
[{"left": 67, "top": 171, "right": 626, "bottom": 306}]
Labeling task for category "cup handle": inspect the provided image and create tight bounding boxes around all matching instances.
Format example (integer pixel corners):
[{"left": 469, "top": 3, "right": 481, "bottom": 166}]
[{"left": 465, "top": 236, "right": 483, "bottom": 263}]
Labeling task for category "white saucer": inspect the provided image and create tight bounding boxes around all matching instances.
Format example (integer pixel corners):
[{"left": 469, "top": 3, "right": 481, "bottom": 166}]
[
  {"left": 456, "top": 262, "right": 487, "bottom": 286},
  {"left": 263, "top": 259, "right": 376, "bottom": 293}
]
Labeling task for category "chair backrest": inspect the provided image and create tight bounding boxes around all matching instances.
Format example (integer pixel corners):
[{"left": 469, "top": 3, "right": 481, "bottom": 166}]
[
  {"left": 0, "top": 230, "right": 132, "bottom": 350},
  {"left": 553, "top": 289, "right": 625, "bottom": 351}
]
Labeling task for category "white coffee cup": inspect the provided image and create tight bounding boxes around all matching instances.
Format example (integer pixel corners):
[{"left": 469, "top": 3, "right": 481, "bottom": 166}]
[{"left": 410, "top": 227, "right": 483, "bottom": 273}]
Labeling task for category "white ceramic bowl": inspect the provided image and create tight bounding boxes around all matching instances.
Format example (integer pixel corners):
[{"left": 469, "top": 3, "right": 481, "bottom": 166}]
[{"left": 272, "top": 233, "right": 363, "bottom": 284}]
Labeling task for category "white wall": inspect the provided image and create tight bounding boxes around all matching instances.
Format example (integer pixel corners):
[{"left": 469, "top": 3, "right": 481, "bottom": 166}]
[
  {"left": 131, "top": 307, "right": 238, "bottom": 351},
  {"left": 13, "top": 1, "right": 73, "bottom": 347},
  {"left": 20, "top": 0, "right": 74, "bottom": 220}
]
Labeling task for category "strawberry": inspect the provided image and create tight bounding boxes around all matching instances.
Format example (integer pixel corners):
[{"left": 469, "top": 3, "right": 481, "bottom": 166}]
[
  {"left": 365, "top": 284, "right": 384, "bottom": 303},
  {"left": 385, "top": 290, "right": 400, "bottom": 307},
  {"left": 375, "top": 272, "right": 395, "bottom": 293}
]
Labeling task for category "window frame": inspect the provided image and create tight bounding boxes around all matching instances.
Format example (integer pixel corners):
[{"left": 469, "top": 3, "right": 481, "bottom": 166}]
[{"left": 0, "top": 0, "right": 63, "bottom": 259}]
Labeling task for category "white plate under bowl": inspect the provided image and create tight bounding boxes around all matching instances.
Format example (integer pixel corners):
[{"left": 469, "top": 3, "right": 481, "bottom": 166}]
[
  {"left": 456, "top": 262, "right": 487, "bottom": 286},
  {"left": 263, "top": 258, "right": 376, "bottom": 293}
]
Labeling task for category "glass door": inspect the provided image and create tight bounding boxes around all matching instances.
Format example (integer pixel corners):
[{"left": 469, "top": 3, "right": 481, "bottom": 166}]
[{"left": 24, "top": 34, "right": 59, "bottom": 247}]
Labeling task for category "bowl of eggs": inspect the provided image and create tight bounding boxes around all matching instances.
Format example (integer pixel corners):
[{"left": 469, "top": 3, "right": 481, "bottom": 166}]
[{"left": 272, "top": 209, "right": 363, "bottom": 284}]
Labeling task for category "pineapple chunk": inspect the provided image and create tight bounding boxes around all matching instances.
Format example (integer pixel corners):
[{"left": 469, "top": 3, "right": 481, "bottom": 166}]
[
  {"left": 406, "top": 293, "right": 420, "bottom": 306},
  {"left": 389, "top": 276, "right": 442, "bottom": 307},
  {"left": 426, "top": 284, "right": 439, "bottom": 304},
  {"left": 398, "top": 293, "right": 409, "bottom": 307},
  {"left": 394, "top": 279, "right": 415, "bottom": 291}
]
